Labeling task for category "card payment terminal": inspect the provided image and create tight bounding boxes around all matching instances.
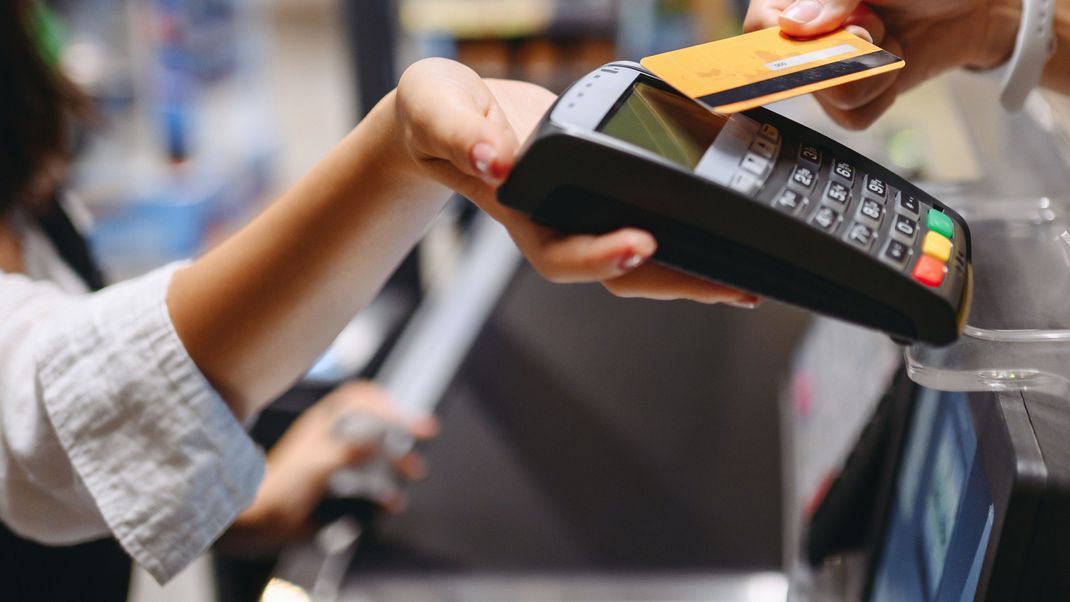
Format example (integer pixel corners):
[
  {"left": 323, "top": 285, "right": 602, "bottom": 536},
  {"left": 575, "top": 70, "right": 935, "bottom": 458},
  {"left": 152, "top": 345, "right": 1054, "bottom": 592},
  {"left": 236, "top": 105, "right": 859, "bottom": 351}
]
[{"left": 499, "top": 62, "right": 972, "bottom": 345}]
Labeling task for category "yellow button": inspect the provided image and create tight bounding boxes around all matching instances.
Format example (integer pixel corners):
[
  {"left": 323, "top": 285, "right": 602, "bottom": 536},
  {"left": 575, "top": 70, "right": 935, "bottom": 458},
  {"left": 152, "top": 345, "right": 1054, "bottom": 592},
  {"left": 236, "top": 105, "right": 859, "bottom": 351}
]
[{"left": 923, "top": 231, "right": 953, "bottom": 262}]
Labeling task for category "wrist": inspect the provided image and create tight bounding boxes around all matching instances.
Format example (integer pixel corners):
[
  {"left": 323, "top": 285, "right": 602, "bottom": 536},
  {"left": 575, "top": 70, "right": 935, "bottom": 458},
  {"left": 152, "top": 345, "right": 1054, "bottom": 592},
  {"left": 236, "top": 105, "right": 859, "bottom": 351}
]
[
  {"left": 364, "top": 89, "right": 429, "bottom": 185},
  {"left": 970, "top": 0, "right": 1023, "bottom": 70}
]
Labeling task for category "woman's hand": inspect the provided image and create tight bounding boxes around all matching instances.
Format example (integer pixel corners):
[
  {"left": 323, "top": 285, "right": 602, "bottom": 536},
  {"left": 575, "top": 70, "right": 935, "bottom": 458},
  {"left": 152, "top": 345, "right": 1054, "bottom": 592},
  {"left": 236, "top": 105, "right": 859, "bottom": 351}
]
[
  {"left": 744, "top": 0, "right": 1021, "bottom": 128},
  {"left": 395, "top": 58, "right": 760, "bottom": 306},
  {"left": 223, "top": 382, "right": 436, "bottom": 550}
]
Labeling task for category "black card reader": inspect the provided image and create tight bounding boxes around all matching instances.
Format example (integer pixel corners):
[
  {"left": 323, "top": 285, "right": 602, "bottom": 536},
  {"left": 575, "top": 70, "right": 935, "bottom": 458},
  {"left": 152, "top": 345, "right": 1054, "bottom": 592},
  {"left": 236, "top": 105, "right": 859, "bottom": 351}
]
[{"left": 499, "top": 62, "right": 972, "bottom": 345}]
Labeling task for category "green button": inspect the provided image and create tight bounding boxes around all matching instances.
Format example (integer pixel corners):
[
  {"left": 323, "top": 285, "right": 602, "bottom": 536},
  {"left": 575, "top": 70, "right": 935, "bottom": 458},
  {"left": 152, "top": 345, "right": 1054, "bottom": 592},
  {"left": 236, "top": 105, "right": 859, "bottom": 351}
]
[{"left": 927, "top": 209, "right": 954, "bottom": 239}]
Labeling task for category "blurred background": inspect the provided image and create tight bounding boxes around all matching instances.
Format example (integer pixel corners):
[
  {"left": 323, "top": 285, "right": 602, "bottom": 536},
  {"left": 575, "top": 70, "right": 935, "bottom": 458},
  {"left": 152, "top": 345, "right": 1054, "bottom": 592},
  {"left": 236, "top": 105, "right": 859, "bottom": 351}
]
[{"left": 41, "top": 1, "right": 1065, "bottom": 601}]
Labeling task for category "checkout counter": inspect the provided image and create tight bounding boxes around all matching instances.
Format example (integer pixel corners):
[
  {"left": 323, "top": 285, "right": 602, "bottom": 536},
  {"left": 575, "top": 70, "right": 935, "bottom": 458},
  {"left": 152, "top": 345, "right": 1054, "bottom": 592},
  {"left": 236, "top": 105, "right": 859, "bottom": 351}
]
[
  {"left": 782, "top": 73, "right": 1070, "bottom": 601},
  {"left": 251, "top": 72, "right": 1070, "bottom": 601}
]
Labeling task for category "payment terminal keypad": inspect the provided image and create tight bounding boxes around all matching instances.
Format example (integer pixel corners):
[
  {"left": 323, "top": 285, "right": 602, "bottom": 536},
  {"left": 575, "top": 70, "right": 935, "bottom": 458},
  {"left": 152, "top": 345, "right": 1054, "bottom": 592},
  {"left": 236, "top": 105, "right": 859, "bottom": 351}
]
[{"left": 754, "top": 124, "right": 962, "bottom": 292}]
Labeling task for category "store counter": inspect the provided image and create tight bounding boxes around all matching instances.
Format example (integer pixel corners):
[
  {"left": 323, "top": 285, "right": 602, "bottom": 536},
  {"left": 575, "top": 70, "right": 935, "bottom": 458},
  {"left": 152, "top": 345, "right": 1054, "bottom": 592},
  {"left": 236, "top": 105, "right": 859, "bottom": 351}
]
[{"left": 783, "top": 76, "right": 1070, "bottom": 601}]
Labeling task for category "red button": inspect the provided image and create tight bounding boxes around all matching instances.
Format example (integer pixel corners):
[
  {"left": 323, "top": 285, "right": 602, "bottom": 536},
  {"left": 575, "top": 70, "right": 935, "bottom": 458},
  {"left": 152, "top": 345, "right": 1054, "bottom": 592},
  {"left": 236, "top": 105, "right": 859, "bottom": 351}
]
[{"left": 913, "top": 255, "right": 946, "bottom": 287}]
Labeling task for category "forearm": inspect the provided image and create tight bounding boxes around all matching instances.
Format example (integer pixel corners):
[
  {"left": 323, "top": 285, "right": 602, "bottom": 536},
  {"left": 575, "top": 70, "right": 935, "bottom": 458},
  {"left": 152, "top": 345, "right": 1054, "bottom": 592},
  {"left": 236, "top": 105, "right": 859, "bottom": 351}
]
[{"left": 169, "top": 91, "right": 448, "bottom": 417}]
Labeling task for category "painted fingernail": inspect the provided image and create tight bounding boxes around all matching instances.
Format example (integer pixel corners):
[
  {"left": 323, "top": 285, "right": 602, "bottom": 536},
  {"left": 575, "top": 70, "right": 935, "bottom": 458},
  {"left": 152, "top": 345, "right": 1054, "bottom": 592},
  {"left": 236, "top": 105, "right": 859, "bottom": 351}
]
[
  {"left": 619, "top": 252, "right": 647, "bottom": 271},
  {"left": 471, "top": 142, "right": 498, "bottom": 180},
  {"left": 783, "top": 0, "right": 823, "bottom": 24}
]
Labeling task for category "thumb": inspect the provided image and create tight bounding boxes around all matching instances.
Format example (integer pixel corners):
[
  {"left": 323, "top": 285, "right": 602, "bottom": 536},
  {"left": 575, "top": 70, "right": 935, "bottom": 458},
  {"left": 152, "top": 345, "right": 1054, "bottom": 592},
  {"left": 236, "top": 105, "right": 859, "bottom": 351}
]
[
  {"left": 778, "top": 0, "right": 861, "bottom": 37},
  {"left": 398, "top": 58, "right": 518, "bottom": 185},
  {"left": 440, "top": 98, "right": 518, "bottom": 186}
]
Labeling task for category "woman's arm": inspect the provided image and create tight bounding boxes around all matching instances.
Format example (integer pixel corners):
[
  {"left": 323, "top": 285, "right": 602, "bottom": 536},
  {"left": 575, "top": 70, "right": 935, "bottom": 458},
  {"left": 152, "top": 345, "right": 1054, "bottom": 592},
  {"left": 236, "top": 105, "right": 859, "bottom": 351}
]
[
  {"left": 169, "top": 89, "right": 445, "bottom": 417},
  {"left": 169, "top": 60, "right": 754, "bottom": 418}
]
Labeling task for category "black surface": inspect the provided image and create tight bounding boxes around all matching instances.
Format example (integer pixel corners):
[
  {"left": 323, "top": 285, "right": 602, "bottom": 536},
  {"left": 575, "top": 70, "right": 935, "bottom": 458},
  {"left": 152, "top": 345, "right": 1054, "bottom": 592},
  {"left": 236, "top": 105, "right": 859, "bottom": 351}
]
[
  {"left": 1004, "top": 391, "right": 1070, "bottom": 600},
  {"left": 806, "top": 367, "right": 917, "bottom": 568},
  {"left": 0, "top": 522, "right": 130, "bottom": 602},
  {"left": 35, "top": 195, "right": 105, "bottom": 291},
  {"left": 365, "top": 265, "right": 808, "bottom": 571}
]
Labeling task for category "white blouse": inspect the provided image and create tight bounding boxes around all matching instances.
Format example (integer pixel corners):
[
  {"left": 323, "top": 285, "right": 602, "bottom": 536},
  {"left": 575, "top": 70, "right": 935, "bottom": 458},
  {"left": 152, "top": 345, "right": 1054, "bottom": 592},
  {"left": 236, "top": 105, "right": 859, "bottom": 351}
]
[{"left": 0, "top": 210, "right": 264, "bottom": 583}]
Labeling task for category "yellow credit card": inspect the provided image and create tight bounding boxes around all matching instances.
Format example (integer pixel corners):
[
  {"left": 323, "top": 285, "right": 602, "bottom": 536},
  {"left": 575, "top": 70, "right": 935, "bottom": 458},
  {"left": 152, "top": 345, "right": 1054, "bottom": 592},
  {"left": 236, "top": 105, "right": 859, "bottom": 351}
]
[{"left": 640, "top": 27, "right": 905, "bottom": 113}]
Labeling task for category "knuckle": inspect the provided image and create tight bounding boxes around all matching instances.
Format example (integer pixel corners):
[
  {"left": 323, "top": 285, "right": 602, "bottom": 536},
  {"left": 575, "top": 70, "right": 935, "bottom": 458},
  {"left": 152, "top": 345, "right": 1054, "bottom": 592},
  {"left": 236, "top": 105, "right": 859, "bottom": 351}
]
[
  {"left": 822, "top": 84, "right": 869, "bottom": 110},
  {"left": 837, "top": 109, "right": 879, "bottom": 131},
  {"left": 529, "top": 259, "right": 565, "bottom": 283}
]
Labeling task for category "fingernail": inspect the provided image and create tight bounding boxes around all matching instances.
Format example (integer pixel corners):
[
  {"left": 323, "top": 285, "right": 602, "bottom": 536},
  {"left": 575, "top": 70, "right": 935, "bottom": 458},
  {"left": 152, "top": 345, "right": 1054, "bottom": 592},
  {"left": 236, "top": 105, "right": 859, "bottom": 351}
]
[
  {"left": 471, "top": 142, "right": 499, "bottom": 181},
  {"left": 845, "top": 25, "right": 873, "bottom": 44},
  {"left": 783, "top": 0, "right": 823, "bottom": 24},
  {"left": 619, "top": 252, "right": 647, "bottom": 271},
  {"left": 726, "top": 296, "right": 763, "bottom": 310}
]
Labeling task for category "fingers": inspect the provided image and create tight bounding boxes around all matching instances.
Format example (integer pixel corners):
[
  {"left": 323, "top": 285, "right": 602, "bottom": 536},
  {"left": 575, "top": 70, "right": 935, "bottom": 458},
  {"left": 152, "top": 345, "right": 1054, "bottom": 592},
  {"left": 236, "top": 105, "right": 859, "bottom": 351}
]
[
  {"left": 398, "top": 58, "right": 519, "bottom": 186},
  {"left": 815, "top": 69, "right": 897, "bottom": 116},
  {"left": 805, "top": 5, "right": 891, "bottom": 114},
  {"left": 743, "top": 0, "right": 795, "bottom": 32},
  {"left": 393, "top": 453, "right": 428, "bottom": 481},
  {"left": 813, "top": 36, "right": 904, "bottom": 129},
  {"left": 603, "top": 263, "right": 762, "bottom": 306},
  {"left": 328, "top": 381, "right": 438, "bottom": 448},
  {"left": 843, "top": 4, "right": 885, "bottom": 44},
  {"left": 521, "top": 227, "right": 659, "bottom": 284},
  {"left": 778, "top": 0, "right": 864, "bottom": 38}
]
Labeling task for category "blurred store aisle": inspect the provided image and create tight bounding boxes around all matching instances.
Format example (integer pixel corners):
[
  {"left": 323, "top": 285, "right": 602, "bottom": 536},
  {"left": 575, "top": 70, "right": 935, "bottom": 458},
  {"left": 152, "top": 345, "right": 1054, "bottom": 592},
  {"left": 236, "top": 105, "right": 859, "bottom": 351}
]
[
  {"left": 127, "top": 2, "right": 350, "bottom": 600},
  {"left": 257, "top": 0, "right": 354, "bottom": 193}
]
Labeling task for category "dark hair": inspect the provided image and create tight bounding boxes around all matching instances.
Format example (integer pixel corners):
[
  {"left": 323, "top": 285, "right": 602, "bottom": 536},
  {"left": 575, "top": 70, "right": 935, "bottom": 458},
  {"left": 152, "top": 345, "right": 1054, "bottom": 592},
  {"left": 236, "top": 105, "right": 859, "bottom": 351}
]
[{"left": 0, "top": 1, "right": 85, "bottom": 216}]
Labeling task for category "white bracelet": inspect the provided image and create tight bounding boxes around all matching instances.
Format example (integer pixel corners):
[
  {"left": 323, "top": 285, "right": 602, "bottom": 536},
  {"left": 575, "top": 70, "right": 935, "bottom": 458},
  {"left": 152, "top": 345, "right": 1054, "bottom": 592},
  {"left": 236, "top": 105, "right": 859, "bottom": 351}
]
[{"left": 1000, "top": 0, "right": 1057, "bottom": 111}]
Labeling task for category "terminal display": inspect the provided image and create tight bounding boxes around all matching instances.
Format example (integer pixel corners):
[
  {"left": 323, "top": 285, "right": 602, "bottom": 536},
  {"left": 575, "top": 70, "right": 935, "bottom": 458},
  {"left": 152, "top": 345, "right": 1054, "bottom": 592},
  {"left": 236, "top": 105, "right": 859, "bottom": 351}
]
[
  {"left": 870, "top": 389, "right": 994, "bottom": 601},
  {"left": 598, "top": 82, "right": 726, "bottom": 169}
]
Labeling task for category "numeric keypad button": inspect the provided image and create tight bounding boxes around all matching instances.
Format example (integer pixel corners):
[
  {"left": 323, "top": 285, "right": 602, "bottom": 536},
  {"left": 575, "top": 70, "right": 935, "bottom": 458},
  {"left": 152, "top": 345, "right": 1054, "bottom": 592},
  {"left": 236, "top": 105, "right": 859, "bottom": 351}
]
[
  {"left": 799, "top": 144, "right": 822, "bottom": 166},
  {"left": 741, "top": 152, "right": 770, "bottom": 177},
  {"left": 865, "top": 176, "right": 887, "bottom": 199},
  {"left": 826, "top": 181, "right": 850, "bottom": 205},
  {"left": 892, "top": 215, "right": 918, "bottom": 242},
  {"left": 833, "top": 159, "right": 855, "bottom": 183},
  {"left": 882, "top": 240, "right": 911, "bottom": 269},
  {"left": 759, "top": 123, "right": 780, "bottom": 141},
  {"left": 897, "top": 192, "right": 920, "bottom": 218},
  {"left": 845, "top": 222, "right": 875, "bottom": 251},
  {"left": 773, "top": 189, "right": 806, "bottom": 215},
  {"left": 750, "top": 137, "right": 778, "bottom": 159},
  {"left": 811, "top": 206, "right": 841, "bottom": 233},
  {"left": 791, "top": 166, "right": 816, "bottom": 189},
  {"left": 858, "top": 199, "right": 884, "bottom": 226},
  {"left": 729, "top": 171, "right": 761, "bottom": 195}
]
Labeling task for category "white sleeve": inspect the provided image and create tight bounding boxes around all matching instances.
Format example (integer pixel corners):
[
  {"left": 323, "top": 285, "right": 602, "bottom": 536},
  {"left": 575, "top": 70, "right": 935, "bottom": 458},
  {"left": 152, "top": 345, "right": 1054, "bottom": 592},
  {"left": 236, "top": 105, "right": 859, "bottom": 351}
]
[{"left": 0, "top": 263, "right": 265, "bottom": 583}]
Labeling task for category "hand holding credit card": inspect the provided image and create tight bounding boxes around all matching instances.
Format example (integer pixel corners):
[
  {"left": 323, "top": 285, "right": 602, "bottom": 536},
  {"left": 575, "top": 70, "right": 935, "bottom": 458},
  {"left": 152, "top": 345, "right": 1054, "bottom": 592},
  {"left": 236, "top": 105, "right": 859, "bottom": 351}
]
[{"left": 641, "top": 26, "right": 904, "bottom": 114}]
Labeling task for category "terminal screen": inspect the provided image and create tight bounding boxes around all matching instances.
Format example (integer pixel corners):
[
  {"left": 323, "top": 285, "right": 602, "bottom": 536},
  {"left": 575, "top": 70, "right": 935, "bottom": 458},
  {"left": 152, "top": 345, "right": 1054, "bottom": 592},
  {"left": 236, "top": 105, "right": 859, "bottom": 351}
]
[
  {"left": 870, "top": 390, "right": 995, "bottom": 601},
  {"left": 598, "top": 82, "right": 726, "bottom": 169}
]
